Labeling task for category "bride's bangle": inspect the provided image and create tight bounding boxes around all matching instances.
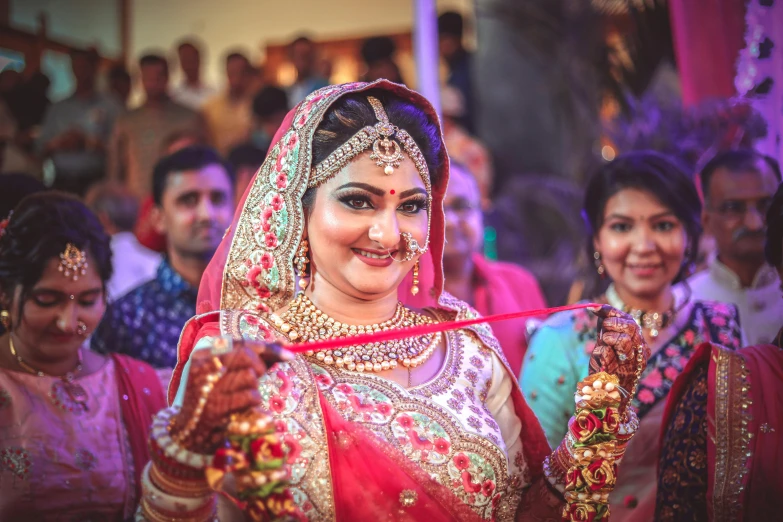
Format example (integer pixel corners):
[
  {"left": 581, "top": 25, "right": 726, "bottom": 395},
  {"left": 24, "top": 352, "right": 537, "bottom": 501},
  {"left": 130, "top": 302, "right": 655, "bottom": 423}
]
[
  {"left": 150, "top": 407, "right": 213, "bottom": 477},
  {"left": 137, "top": 462, "right": 216, "bottom": 522},
  {"left": 544, "top": 372, "right": 639, "bottom": 522}
]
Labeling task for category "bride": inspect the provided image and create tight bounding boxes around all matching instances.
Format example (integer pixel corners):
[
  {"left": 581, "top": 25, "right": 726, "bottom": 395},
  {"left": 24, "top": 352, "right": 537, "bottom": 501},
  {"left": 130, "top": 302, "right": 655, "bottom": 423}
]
[{"left": 138, "top": 81, "right": 650, "bottom": 522}]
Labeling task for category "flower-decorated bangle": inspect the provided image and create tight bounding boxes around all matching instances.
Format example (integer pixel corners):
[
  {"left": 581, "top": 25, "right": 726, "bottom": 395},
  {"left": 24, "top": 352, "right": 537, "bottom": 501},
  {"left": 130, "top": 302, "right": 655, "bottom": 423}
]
[
  {"left": 205, "top": 409, "right": 304, "bottom": 521},
  {"left": 554, "top": 371, "right": 637, "bottom": 522}
]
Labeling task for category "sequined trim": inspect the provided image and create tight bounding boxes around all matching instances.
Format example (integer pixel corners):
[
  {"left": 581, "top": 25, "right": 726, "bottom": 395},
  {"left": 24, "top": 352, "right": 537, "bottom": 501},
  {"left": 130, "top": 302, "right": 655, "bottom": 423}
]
[
  {"left": 413, "top": 311, "right": 463, "bottom": 399},
  {"left": 711, "top": 347, "right": 752, "bottom": 522},
  {"left": 223, "top": 310, "right": 336, "bottom": 521}
]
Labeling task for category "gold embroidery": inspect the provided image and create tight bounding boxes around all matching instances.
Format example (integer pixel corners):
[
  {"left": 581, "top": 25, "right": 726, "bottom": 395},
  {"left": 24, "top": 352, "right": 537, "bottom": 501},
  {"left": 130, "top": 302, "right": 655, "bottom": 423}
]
[
  {"left": 712, "top": 347, "right": 752, "bottom": 522},
  {"left": 314, "top": 327, "right": 517, "bottom": 521},
  {"left": 221, "top": 300, "right": 526, "bottom": 521},
  {"left": 223, "top": 310, "right": 336, "bottom": 522},
  {"left": 399, "top": 489, "right": 418, "bottom": 508}
]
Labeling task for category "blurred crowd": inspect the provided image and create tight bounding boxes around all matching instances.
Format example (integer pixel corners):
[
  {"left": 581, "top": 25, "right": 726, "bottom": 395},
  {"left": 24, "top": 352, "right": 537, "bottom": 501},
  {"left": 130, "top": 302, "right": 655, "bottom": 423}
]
[{"left": 2, "top": 6, "right": 783, "bottom": 520}]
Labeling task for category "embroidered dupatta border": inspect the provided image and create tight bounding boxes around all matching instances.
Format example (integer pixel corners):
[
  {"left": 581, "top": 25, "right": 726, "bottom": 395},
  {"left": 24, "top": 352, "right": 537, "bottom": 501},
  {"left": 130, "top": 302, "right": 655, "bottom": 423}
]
[
  {"left": 220, "top": 308, "right": 337, "bottom": 521},
  {"left": 709, "top": 346, "right": 753, "bottom": 522}
]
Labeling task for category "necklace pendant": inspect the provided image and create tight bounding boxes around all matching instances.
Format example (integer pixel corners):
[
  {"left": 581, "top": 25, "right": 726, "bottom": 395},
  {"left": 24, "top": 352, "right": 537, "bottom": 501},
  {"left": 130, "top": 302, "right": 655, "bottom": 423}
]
[
  {"left": 50, "top": 380, "right": 89, "bottom": 414},
  {"left": 65, "top": 382, "right": 88, "bottom": 403}
]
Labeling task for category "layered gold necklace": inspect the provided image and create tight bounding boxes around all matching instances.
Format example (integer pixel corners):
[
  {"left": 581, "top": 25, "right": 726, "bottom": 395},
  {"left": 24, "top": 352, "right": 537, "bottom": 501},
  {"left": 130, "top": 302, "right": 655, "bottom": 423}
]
[{"left": 271, "top": 293, "right": 441, "bottom": 373}]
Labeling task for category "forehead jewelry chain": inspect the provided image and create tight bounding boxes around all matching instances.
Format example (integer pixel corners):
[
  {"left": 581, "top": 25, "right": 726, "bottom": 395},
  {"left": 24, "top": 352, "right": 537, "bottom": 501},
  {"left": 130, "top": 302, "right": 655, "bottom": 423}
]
[
  {"left": 367, "top": 96, "right": 404, "bottom": 175},
  {"left": 59, "top": 244, "right": 88, "bottom": 281}
]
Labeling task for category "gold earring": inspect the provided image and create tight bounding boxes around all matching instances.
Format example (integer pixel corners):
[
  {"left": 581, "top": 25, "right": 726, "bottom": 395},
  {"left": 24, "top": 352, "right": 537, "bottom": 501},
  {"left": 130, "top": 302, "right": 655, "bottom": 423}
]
[
  {"left": 594, "top": 251, "right": 605, "bottom": 277},
  {"left": 411, "top": 261, "right": 420, "bottom": 296},
  {"left": 295, "top": 239, "right": 310, "bottom": 291},
  {"left": 0, "top": 310, "right": 10, "bottom": 329}
]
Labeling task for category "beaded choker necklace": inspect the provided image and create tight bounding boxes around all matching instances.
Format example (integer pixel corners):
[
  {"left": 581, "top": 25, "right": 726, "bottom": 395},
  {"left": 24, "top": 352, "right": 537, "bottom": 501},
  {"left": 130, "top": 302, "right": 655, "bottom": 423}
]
[
  {"left": 605, "top": 285, "right": 678, "bottom": 338},
  {"left": 271, "top": 293, "right": 441, "bottom": 373}
]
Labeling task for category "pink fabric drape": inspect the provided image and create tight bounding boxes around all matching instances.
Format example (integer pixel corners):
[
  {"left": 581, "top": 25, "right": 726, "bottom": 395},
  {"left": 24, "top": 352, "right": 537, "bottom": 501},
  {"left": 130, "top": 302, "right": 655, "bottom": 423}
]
[
  {"left": 471, "top": 253, "right": 546, "bottom": 376},
  {"left": 112, "top": 354, "right": 167, "bottom": 500},
  {"left": 736, "top": 344, "right": 783, "bottom": 520},
  {"left": 320, "top": 392, "right": 483, "bottom": 521},
  {"left": 661, "top": 342, "right": 783, "bottom": 520},
  {"left": 669, "top": 0, "right": 746, "bottom": 106}
]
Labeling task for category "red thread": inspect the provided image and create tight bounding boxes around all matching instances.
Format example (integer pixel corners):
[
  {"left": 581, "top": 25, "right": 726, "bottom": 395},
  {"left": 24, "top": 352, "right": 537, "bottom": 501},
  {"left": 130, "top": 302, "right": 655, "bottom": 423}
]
[{"left": 284, "top": 302, "right": 600, "bottom": 354}]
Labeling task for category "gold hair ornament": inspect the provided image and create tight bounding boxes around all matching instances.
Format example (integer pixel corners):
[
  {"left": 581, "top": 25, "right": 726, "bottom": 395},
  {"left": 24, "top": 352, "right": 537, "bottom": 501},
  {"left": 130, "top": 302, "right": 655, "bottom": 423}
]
[{"left": 59, "top": 244, "right": 88, "bottom": 281}]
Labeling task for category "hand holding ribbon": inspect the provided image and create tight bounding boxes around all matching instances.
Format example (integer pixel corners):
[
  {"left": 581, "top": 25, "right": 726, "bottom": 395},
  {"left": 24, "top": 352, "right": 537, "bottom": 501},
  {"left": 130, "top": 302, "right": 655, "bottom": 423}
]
[
  {"left": 171, "top": 340, "right": 293, "bottom": 456},
  {"left": 588, "top": 304, "right": 651, "bottom": 413}
]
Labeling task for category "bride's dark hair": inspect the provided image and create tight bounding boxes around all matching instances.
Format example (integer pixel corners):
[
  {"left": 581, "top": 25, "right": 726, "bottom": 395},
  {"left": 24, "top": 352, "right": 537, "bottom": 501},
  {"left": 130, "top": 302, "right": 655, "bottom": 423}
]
[{"left": 304, "top": 89, "right": 445, "bottom": 211}]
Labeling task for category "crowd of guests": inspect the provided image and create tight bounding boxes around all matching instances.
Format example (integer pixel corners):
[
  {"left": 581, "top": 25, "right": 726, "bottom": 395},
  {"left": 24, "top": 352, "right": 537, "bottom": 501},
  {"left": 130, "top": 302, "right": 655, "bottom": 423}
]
[{"left": 1, "top": 9, "right": 782, "bottom": 521}]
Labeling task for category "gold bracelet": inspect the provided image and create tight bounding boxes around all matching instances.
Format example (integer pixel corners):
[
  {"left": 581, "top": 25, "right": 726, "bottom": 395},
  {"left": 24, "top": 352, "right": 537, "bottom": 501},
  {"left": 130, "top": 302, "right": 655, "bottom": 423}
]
[{"left": 172, "top": 358, "right": 226, "bottom": 444}]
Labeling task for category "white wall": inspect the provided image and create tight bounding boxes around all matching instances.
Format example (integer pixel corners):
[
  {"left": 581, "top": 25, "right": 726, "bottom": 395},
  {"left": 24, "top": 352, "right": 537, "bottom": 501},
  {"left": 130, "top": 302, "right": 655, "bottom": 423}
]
[
  {"left": 9, "top": 0, "right": 122, "bottom": 58},
  {"left": 130, "top": 0, "right": 473, "bottom": 90}
]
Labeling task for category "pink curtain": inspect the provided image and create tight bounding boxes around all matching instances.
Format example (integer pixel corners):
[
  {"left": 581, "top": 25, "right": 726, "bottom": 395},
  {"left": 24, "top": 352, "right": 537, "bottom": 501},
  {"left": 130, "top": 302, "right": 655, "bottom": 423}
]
[{"left": 669, "top": 0, "right": 746, "bottom": 106}]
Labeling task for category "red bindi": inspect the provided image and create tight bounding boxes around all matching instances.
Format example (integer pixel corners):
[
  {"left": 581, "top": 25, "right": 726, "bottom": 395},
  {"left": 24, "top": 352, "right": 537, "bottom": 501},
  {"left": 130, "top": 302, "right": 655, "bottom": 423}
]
[{"left": 390, "top": 189, "right": 396, "bottom": 195}]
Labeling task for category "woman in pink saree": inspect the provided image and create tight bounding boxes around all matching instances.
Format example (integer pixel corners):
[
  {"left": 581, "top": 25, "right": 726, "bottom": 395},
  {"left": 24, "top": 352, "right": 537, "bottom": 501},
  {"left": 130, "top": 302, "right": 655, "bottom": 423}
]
[{"left": 138, "top": 81, "right": 650, "bottom": 522}]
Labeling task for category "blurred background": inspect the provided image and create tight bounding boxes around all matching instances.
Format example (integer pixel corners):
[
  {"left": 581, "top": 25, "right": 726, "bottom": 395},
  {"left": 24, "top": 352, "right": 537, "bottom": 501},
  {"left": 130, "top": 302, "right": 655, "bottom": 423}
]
[{"left": 0, "top": 0, "right": 779, "bottom": 305}]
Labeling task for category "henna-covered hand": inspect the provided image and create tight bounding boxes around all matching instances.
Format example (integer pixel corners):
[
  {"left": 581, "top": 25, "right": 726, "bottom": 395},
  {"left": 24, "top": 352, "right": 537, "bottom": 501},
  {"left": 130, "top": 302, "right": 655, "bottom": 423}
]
[
  {"left": 172, "top": 340, "right": 293, "bottom": 455},
  {"left": 588, "top": 305, "right": 651, "bottom": 411}
]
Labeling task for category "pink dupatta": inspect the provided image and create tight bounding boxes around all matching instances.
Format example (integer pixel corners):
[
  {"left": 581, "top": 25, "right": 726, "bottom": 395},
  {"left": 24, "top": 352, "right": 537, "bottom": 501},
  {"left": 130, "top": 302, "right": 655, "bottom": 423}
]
[{"left": 661, "top": 342, "right": 783, "bottom": 521}]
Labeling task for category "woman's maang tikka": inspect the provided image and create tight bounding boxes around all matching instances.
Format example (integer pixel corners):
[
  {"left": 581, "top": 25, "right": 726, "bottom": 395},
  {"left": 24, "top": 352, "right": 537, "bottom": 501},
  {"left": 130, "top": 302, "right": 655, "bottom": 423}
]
[{"left": 309, "top": 96, "right": 431, "bottom": 196}]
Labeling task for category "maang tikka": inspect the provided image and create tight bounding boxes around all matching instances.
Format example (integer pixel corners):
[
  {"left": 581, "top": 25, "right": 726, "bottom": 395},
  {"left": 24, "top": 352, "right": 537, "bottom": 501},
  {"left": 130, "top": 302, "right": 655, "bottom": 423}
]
[
  {"left": 59, "top": 244, "right": 88, "bottom": 281},
  {"left": 367, "top": 97, "right": 404, "bottom": 175}
]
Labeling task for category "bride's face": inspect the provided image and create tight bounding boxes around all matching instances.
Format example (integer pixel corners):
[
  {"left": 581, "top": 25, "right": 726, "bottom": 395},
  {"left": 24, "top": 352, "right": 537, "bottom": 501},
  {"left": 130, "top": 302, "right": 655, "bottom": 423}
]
[{"left": 306, "top": 152, "right": 430, "bottom": 299}]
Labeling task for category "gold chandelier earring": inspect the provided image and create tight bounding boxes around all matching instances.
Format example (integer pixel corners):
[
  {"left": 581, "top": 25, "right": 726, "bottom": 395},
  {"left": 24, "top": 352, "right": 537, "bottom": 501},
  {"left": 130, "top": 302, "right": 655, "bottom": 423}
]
[
  {"left": 295, "top": 238, "right": 310, "bottom": 291},
  {"left": 411, "top": 261, "right": 420, "bottom": 296},
  {"left": 594, "top": 251, "right": 606, "bottom": 278}
]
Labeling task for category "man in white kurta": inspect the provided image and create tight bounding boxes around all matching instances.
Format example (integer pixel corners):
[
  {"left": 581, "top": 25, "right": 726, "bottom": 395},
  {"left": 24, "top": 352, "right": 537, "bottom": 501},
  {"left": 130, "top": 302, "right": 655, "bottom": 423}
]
[{"left": 689, "top": 150, "right": 783, "bottom": 345}]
